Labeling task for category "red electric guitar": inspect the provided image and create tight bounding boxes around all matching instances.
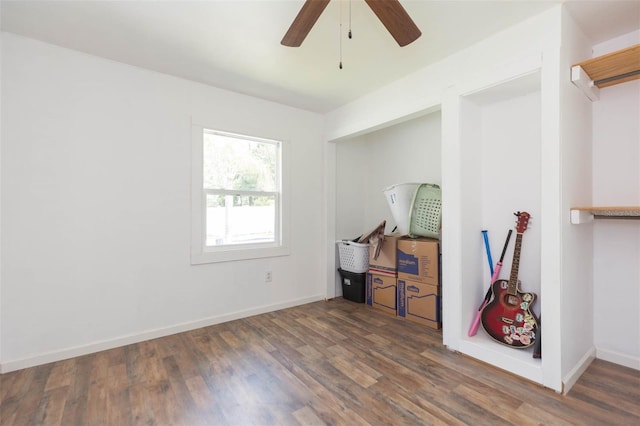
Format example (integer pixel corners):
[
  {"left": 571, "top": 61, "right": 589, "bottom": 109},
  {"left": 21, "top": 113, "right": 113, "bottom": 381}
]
[{"left": 481, "top": 212, "right": 538, "bottom": 348}]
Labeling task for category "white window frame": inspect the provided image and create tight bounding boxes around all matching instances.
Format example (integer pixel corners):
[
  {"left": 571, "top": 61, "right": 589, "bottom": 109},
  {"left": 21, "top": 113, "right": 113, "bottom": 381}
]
[{"left": 191, "top": 124, "right": 290, "bottom": 264}]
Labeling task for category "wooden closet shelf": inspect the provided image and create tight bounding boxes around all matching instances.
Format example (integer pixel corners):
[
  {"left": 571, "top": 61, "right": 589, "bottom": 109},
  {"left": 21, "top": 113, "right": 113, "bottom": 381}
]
[
  {"left": 571, "top": 44, "right": 640, "bottom": 101},
  {"left": 570, "top": 206, "right": 640, "bottom": 224}
]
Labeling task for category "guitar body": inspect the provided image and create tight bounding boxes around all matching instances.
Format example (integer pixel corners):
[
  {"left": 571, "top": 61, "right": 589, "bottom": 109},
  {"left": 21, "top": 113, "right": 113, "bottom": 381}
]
[{"left": 481, "top": 279, "right": 538, "bottom": 348}]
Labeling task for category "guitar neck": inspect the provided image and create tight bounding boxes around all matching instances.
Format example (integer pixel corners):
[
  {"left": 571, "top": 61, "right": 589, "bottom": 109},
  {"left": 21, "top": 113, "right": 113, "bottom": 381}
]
[{"left": 507, "top": 233, "right": 523, "bottom": 295}]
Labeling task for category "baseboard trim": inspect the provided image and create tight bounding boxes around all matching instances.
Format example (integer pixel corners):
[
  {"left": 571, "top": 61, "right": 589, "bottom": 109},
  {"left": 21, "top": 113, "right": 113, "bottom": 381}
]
[
  {"left": 596, "top": 347, "right": 640, "bottom": 370},
  {"left": 0, "top": 294, "right": 325, "bottom": 374},
  {"left": 562, "top": 347, "right": 595, "bottom": 394}
]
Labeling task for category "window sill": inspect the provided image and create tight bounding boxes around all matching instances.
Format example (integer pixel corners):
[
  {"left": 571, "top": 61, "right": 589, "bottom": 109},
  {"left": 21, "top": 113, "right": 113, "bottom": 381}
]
[{"left": 190, "top": 245, "right": 290, "bottom": 264}]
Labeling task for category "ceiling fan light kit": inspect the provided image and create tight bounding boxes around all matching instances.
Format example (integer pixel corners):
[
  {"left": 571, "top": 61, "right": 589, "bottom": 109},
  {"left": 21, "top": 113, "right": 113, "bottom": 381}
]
[{"left": 281, "top": 0, "right": 421, "bottom": 48}]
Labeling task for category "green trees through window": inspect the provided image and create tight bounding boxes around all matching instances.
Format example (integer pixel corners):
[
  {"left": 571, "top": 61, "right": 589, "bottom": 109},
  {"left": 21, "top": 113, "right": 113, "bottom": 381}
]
[{"left": 202, "top": 130, "right": 281, "bottom": 247}]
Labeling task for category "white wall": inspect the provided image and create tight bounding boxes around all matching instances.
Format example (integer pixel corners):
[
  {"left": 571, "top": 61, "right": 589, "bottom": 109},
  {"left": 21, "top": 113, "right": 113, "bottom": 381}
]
[
  {"left": 480, "top": 91, "right": 542, "bottom": 306},
  {"left": 0, "top": 33, "right": 326, "bottom": 371},
  {"left": 335, "top": 137, "right": 368, "bottom": 240},
  {"left": 361, "top": 113, "right": 442, "bottom": 231},
  {"left": 336, "top": 112, "right": 441, "bottom": 239},
  {"left": 592, "top": 31, "right": 640, "bottom": 370},
  {"left": 324, "top": 7, "right": 561, "bottom": 142},
  {"left": 556, "top": 6, "right": 597, "bottom": 389}
]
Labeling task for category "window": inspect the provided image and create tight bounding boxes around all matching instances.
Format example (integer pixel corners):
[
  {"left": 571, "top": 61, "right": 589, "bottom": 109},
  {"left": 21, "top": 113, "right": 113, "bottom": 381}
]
[{"left": 191, "top": 125, "right": 289, "bottom": 264}]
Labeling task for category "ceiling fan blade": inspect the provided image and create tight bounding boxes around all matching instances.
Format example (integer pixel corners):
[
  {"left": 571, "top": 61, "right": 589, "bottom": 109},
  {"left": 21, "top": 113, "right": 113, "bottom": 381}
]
[
  {"left": 281, "top": 0, "right": 331, "bottom": 47},
  {"left": 364, "top": 0, "right": 422, "bottom": 46}
]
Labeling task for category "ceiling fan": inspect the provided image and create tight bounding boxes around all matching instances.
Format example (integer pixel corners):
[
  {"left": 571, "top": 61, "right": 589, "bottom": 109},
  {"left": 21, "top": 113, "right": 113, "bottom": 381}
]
[{"left": 281, "top": 0, "right": 422, "bottom": 47}]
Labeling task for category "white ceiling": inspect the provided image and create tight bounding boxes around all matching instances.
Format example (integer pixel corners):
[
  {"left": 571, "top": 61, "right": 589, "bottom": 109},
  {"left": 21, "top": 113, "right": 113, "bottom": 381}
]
[{"left": 1, "top": 0, "right": 639, "bottom": 113}]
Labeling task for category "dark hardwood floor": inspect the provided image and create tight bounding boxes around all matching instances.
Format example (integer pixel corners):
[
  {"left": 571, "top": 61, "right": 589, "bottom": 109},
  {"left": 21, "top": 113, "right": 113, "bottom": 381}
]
[{"left": 1, "top": 298, "right": 639, "bottom": 425}]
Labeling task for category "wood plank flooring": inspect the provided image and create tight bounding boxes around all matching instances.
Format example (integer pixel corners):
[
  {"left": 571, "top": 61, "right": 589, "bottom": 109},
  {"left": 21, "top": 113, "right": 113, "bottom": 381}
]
[{"left": 1, "top": 298, "right": 639, "bottom": 425}]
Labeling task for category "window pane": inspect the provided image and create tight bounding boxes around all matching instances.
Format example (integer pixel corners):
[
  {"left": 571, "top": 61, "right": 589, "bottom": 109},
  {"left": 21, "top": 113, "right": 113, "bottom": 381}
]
[
  {"left": 203, "top": 131, "right": 278, "bottom": 191},
  {"left": 206, "top": 194, "right": 276, "bottom": 246}
]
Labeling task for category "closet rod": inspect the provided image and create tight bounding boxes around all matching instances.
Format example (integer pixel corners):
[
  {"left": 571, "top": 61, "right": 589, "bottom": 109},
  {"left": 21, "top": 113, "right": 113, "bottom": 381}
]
[{"left": 594, "top": 69, "right": 640, "bottom": 86}]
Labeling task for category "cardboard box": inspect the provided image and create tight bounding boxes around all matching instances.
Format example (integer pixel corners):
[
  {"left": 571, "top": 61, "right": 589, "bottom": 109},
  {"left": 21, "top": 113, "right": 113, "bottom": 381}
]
[
  {"left": 366, "top": 273, "right": 397, "bottom": 316},
  {"left": 368, "top": 234, "right": 402, "bottom": 277},
  {"left": 397, "top": 279, "right": 441, "bottom": 329},
  {"left": 397, "top": 237, "right": 440, "bottom": 285}
]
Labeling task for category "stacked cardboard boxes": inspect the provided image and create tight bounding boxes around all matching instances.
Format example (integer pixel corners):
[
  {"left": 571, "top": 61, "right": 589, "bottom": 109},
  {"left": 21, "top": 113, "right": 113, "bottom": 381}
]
[
  {"left": 366, "top": 234, "right": 401, "bottom": 315},
  {"left": 396, "top": 237, "right": 442, "bottom": 329},
  {"left": 366, "top": 235, "right": 442, "bottom": 329}
]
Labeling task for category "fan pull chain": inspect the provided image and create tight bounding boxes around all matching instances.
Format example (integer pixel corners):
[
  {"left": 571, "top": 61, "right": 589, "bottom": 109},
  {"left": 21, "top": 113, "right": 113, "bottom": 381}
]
[
  {"left": 348, "top": 0, "right": 352, "bottom": 39},
  {"left": 339, "top": 0, "right": 343, "bottom": 69}
]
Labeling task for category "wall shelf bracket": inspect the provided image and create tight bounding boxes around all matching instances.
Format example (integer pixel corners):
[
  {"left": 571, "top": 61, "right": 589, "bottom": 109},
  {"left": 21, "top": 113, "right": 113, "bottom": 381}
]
[
  {"left": 570, "top": 208, "right": 594, "bottom": 224},
  {"left": 571, "top": 65, "right": 600, "bottom": 101},
  {"left": 570, "top": 206, "right": 640, "bottom": 224}
]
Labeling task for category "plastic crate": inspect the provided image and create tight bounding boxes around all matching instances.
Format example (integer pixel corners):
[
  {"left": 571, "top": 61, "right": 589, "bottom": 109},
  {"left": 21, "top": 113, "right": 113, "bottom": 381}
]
[
  {"left": 337, "top": 240, "right": 370, "bottom": 273},
  {"left": 409, "top": 183, "right": 442, "bottom": 239},
  {"left": 383, "top": 183, "right": 421, "bottom": 234},
  {"left": 338, "top": 268, "right": 366, "bottom": 303}
]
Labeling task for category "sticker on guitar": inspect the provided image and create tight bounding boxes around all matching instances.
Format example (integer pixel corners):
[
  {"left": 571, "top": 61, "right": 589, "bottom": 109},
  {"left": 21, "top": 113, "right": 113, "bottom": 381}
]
[{"left": 480, "top": 212, "right": 539, "bottom": 348}]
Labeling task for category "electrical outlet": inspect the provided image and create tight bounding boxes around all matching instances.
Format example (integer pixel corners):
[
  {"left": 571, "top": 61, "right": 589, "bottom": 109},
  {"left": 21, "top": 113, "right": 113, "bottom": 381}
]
[{"left": 265, "top": 271, "right": 272, "bottom": 282}]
